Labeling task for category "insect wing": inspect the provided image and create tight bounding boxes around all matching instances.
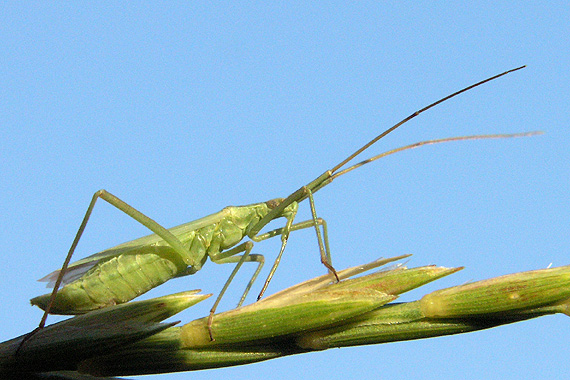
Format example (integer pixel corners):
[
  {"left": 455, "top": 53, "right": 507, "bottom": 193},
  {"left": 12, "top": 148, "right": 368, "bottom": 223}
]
[{"left": 38, "top": 261, "right": 99, "bottom": 287}]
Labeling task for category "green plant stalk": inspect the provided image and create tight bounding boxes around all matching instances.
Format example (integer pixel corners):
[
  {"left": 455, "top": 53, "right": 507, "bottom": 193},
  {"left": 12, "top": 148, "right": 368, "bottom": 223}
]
[
  {"left": 6, "top": 258, "right": 570, "bottom": 378},
  {"left": 79, "top": 327, "right": 287, "bottom": 377},
  {"left": 259, "top": 255, "right": 411, "bottom": 301},
  {"left": 336, "top": 264, "right": 464, "bottom": 295},
  {"left": 420, "top": 265, "right": 570, "bottom": 318},
  {"left": 81, "top": 297, "right": 566, "bottom": 378},
  {"left": 303, "top": 265, "right": 570, "bottom": 349},
  {"left": 78, "top": 259, "right": 464, "bottom": 376},
  {"left": 296, "top": 300, "right": 532, "bottom": 349},
  {"left": 181, "top": 257, "right": 460, "bottom": 347},
  {"left": 0, "top": 291, "right": 209, "bottom": 375},
  {"left": 182, "top": 289, "right": 397, "bottom": 347}
]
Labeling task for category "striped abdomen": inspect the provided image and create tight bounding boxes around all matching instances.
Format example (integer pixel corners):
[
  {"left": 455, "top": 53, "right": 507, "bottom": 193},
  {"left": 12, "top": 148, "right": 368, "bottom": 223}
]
[{"left": 31, "top": 246, "right": 188, "bottom": 314}]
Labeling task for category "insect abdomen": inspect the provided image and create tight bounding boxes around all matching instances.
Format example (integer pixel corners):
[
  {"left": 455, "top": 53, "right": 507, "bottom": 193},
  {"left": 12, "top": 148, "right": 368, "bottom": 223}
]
[{"left": 31, "top": 248, "right": 187, "bottom": 314}]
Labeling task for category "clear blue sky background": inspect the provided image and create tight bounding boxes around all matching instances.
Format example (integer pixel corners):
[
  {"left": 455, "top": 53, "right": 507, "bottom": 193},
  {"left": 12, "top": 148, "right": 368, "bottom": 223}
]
[{"left": 1, "top": 3, "right": 569, "bottom": 379}]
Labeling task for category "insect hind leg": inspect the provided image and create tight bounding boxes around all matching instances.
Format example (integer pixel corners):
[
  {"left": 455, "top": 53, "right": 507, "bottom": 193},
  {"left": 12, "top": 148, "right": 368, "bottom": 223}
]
[{"left": 37, "top": 190, "right": 195, "bottom": 328}]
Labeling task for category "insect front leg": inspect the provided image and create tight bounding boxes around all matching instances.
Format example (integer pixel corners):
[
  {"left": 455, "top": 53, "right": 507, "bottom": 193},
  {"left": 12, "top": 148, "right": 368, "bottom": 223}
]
[
  {"left": 306, "top": 188, "right": 338, "bottom": 279},
  {"left": 252, "top": 213, "right": 335, "bottom": 301}
]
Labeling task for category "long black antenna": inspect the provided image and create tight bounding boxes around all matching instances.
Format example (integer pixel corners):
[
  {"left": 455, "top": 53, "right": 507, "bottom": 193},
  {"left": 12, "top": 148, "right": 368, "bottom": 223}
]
[{"left": 331, "top": 65, "right": 526, "bottom": 173}]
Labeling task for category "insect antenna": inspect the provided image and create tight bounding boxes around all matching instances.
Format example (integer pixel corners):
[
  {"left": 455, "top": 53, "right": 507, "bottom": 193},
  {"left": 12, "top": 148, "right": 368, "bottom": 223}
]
[
  {"left": 330, "top": 65, "right": 527, "bottom": 175},
  {"left": 331, "top": 132, "right": 542, "bottom": 181}
]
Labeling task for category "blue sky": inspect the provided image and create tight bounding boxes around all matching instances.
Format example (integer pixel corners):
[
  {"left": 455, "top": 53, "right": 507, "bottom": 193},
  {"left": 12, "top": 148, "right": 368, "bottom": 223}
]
[{"left": 1, "top": 3, "right": 569, "bottom": 379}]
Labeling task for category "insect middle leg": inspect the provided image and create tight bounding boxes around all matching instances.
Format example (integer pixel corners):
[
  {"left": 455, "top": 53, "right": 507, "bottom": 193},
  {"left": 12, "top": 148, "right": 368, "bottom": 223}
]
[
  {"left": 206, "top": 214, "right": 331, "bottom": 340},
  {"left": 253, "top": 213, "right": 333, "bottom": 300},
  {"left": 249, "top": 185, "right": 339, "bottom": 293},
  {"left": 207, "top": 241, "right": 264, "bottom": 340}
]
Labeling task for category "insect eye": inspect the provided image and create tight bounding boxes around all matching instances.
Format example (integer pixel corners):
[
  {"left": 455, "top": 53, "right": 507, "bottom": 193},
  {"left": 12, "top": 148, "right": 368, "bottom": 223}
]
[{"left": 266, "top": 198, "right": 284, "bottom": 209}]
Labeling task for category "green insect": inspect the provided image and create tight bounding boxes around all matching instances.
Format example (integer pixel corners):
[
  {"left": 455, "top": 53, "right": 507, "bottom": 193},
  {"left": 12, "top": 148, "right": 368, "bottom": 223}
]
[{"left": 31, "top": 66, "right": 536, "bottom": 339}]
